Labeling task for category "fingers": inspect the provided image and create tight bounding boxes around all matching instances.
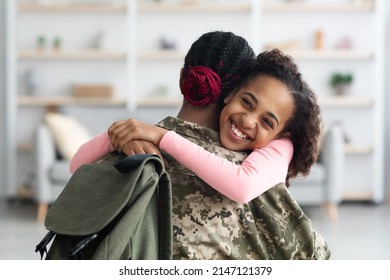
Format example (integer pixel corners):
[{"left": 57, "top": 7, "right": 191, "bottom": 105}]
[
  {"left": 141, "top": 141, "right": 163, "bottom": 159},
  {"left": 108, "top": 118, "right": 139, "bottom": 150},
  {"left": 107, "top": 118, "right": 166, "bottom": 152},
  {"left": 121, "top": 140, "right": 162, "bottom": 159}
]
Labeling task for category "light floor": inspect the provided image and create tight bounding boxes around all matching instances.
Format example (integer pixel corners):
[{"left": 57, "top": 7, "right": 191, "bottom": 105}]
[{"left": 0, "top": 199, "right": 389, "bottom": 260}]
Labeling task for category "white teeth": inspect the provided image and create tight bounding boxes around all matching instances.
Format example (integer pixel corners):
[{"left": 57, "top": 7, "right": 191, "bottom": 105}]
[{"left": 231, "top": 122, "right": 248, "bottom": 140}]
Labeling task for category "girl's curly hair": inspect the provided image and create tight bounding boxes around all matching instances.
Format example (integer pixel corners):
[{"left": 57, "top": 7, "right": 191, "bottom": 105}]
[{"left": 228, "top": 49, "right": 322, "bottom": 187}]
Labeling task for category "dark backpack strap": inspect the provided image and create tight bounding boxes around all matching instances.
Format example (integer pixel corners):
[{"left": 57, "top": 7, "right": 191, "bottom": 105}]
[
  {"left": 67, "top": 234, "right": 98, "bottom": 259},
  {"left": 35, "top": 231, "right": 56, "bottom": 260}
]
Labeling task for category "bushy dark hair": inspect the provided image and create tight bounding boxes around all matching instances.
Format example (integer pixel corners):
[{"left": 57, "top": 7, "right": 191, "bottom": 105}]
[
  {"left": 231, "top": 49, "right": 322, "bottom": 187},
  {"left": 182, "top": 31, "right": 255, "bottom": 106}
]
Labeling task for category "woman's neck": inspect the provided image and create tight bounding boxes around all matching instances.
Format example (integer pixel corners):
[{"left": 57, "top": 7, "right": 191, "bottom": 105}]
[{"left": 176, "top": 102, "right": 219, "bottom": 131}]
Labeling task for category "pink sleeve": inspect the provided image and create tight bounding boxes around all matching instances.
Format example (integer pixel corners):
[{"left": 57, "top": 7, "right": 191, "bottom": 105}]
[
  {"left": 159, "top": 130, "right": 293, "bottom": 203},
  {"left": 69, "top": 132, "right": 115, "bottom": 173}
]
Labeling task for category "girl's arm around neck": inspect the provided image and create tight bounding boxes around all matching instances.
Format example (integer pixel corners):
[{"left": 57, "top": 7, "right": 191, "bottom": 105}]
[
  {"left": 160, "top": 131, "right": 293, "bottom": 203},
  {"left": 69, "top": 132, "right": 115, "bottom": 173}
]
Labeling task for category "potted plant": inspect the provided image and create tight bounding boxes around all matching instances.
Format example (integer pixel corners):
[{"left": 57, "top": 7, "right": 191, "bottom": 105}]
[{"left": 329, "top": 72, "right": 353, "bottom": 96}]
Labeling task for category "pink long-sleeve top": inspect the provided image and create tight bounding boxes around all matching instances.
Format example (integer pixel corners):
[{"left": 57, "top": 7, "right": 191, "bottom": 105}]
[
  {"left": 69, "top": 132, "right": 115, "bottom": 174},
  {"left": 70, "top": 130, "right": 293, "bottom": 204},
  {"left": 160, "top": 131, "right": 293, "bottom": 203}
]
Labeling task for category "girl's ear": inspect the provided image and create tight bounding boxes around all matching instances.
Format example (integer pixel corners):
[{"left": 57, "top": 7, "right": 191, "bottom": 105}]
[{"left": 224, "top": 92, "right": 234, "bottom": 104}]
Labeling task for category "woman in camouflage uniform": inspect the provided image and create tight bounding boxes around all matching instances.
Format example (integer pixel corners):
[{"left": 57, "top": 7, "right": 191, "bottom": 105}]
[{"left": 71, "top": 31, "right": 330, "bottom": 259}]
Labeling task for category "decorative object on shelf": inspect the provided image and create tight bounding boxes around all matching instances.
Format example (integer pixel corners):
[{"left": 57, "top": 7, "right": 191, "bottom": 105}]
[
  {"left": 333, "top": 120, "right": 351, "bottom": 144},
  {"left": 92, "top": 29, "right": 114, "bottom": 50},
  {"left": 335, "top": 36, "right": 353, "bottom": 49},
  {"left": 314, "top": 30, "right": 324, "bottom": 49},
  {"left": 155, "top": 85, "right": 169, "bottom": 96},
  {"left": 37, "top": 35, "right": 46, "bottom": 50},
  {"left": 24, "top": 68, "right": 43, "bottom": 95},
  {"left": 53, "top": 36, "right": 62, "bottom": 50},
  {"left": 159, "top": 37, "right": 176, "bottom": 50},
  {"left": 72, "top": 84, "right": 114, "bottom": 97},
  {"left": 329, "top": 72, "right": 353, "bottom": 96}
]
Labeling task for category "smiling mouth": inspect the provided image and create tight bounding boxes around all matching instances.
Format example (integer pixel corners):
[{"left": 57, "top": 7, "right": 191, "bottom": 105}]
[{"left": 231, "top": 121, "right": 250, "bottom": 140}]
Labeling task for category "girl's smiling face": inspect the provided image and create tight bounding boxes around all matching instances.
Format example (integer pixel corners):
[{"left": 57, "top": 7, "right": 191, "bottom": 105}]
[{"left": 219, "top": 75, "right": 295, "bottom": 151}]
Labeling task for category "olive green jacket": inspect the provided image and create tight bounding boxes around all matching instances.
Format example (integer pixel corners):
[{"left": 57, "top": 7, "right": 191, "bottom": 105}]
[{"left": 157, "top": 116, "right": 331, "bottom": 260}]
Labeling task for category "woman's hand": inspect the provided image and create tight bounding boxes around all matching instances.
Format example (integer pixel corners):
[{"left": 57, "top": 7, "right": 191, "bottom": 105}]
[
  {"left": 121, "top": 140, "right": 163, "bottom": 159},
  {"left": 108, "top": 118, "right": 167, "bottom": 152}
]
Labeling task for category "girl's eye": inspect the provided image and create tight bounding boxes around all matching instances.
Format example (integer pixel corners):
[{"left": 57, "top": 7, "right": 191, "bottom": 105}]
[
  {"left": 263, "top": 118, "right": 274, "bottom": 129},
  {"left": 241, "top": 97, "right": 252, "bottom": 108}
]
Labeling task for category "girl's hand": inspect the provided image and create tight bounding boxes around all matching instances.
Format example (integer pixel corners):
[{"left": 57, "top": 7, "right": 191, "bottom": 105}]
[
  {"left": 121, "top": 140, "right": 163, "bottom": 159},
  {"left": 108, "top": 118, "right": 167, "bottom": 152}
]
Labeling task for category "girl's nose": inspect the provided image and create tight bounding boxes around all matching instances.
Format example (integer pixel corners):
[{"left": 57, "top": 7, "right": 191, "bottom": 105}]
[{"left": 241, "top": 114, "right": 257, "bottom": 129}]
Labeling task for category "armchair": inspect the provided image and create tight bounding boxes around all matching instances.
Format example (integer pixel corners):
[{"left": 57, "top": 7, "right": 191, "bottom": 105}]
[
  {"left": 289, "top": 123, "right": 345, "bottom": 222},
  {"left": 34, "top": 124, "right": 73, "bottom": 222}
]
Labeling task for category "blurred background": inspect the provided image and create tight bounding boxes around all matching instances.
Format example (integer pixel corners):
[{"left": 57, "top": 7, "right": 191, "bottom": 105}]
[{"left": 0, "top": 0, "right": 389, "bottom": 259}]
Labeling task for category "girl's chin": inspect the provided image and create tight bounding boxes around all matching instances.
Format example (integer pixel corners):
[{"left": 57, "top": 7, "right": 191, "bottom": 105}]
[{"left": 220, "top": 137, "right": 245, "bottom": 151}]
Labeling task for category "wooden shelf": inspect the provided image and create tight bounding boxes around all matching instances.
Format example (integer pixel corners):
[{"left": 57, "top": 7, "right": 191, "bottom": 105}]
[
  {"left": 318, "top": 96, "right": 374, "bottom": 107},
  {"left": 17, "top": 3, "right": 127, "bottom": 13},
  {"left": 139, "top": 2, "right": 251, "bottom": 13},
  {"left": 279, "top": 49, "right": 374, "bottom": 60},
  {"left": 17, "top": 95, "right": 126, "bottom": 107},
  {"left": 19, "top": 2, "right": 372, "bottom": 14},
  {"left": 263, "top": 2, "right": 374, "bottom": 13},
  {"left": 136, "top": 96, "right": 372, "bottom": 110},
  {"left": 137, "top": 97, "right": 182, "bottom": 107},
  {"left": 140, "top": 49, "right": 374, "bottom": 61},
  {"left": 18, "top": 50, "right": 126, "bottom": 60},
  {"left": 345, "top": 144, "right": 373, "bottom": 155}
]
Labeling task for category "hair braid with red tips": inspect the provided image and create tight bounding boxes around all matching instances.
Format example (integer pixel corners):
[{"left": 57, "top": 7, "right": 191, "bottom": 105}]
[
  {"left": 182, "top": 66, "right": 221, "bottom": 106},
  {"left": 182, "top": 31, "right": 255, "bottom": 107}
]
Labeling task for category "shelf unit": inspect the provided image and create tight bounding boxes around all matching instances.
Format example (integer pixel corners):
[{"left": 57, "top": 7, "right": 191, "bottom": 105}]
[
  {"left": 138, "top": 2, "right": 251, "bottom": 13},
  {"left": 132, "top": 0, "right": 385, "bottom": 202},
  {"left": 262, "top": 2, "right": 374, "bottom": 13},
  {"left": 5, "top": 0, "right": 385, "bottom": 203},
  {"left": 259, "top": 0, "right": 384, "bottom": 202},
  {"left": 5, "top": 0, "right": 133, "bottom": 198},
  {"left": 17, "top": 95, "right": 126, "bottom": 107},
  {"left": 18, "top": 49, "right": 127, "bottom": 60}
]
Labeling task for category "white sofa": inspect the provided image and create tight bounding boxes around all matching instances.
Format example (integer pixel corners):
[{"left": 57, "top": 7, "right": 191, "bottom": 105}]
[{"left": 289, "top": 123, "right": 345, "bottom": 222}]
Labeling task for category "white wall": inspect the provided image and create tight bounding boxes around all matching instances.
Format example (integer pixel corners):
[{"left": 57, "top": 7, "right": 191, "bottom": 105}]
[
  {"left": 0, "top": 0, "right": 6, "bottom": 198},
  {"left": 385, "top": 1, "right": 390, "bottom": 200}
]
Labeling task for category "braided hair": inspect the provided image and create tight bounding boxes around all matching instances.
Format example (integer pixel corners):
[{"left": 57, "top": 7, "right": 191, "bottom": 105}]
[
  {"left": 233, "top": 49, "right": 322, "bottom": 187},
  {"left": 181, "top": 31, "right": 255, "bottom": 106}
]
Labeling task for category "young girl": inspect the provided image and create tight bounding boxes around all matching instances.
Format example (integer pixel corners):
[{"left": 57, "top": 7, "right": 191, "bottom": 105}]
[
  {"left": 71, "top": 35, "right": 321, "bottom": 203},
  {"left": 70, "top": 30, "right": 255, "bottom": 171}
]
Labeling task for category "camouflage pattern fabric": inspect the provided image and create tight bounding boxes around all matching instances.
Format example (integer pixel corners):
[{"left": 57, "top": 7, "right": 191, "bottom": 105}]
[{"left": 157, "top": 116, "right": 331, "bottom": 260}]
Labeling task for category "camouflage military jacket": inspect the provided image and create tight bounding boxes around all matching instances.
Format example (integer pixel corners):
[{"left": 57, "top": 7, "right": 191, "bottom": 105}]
[{"left": 157, "top": 116, "right": 331, "bottom": 260}]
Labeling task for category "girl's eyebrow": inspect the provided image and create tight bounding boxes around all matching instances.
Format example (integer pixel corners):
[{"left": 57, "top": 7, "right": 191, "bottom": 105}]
[
  {"left": 243, "top": 92, "right": 258, "bottom": 105},
  {"left": 243, "top": 92, "right": 280, "bottom": 126}
]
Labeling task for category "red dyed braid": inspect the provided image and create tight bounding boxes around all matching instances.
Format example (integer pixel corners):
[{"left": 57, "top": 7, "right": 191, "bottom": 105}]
[{"left": 182, "top": 66, "right": 221, "bottom": 106}]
